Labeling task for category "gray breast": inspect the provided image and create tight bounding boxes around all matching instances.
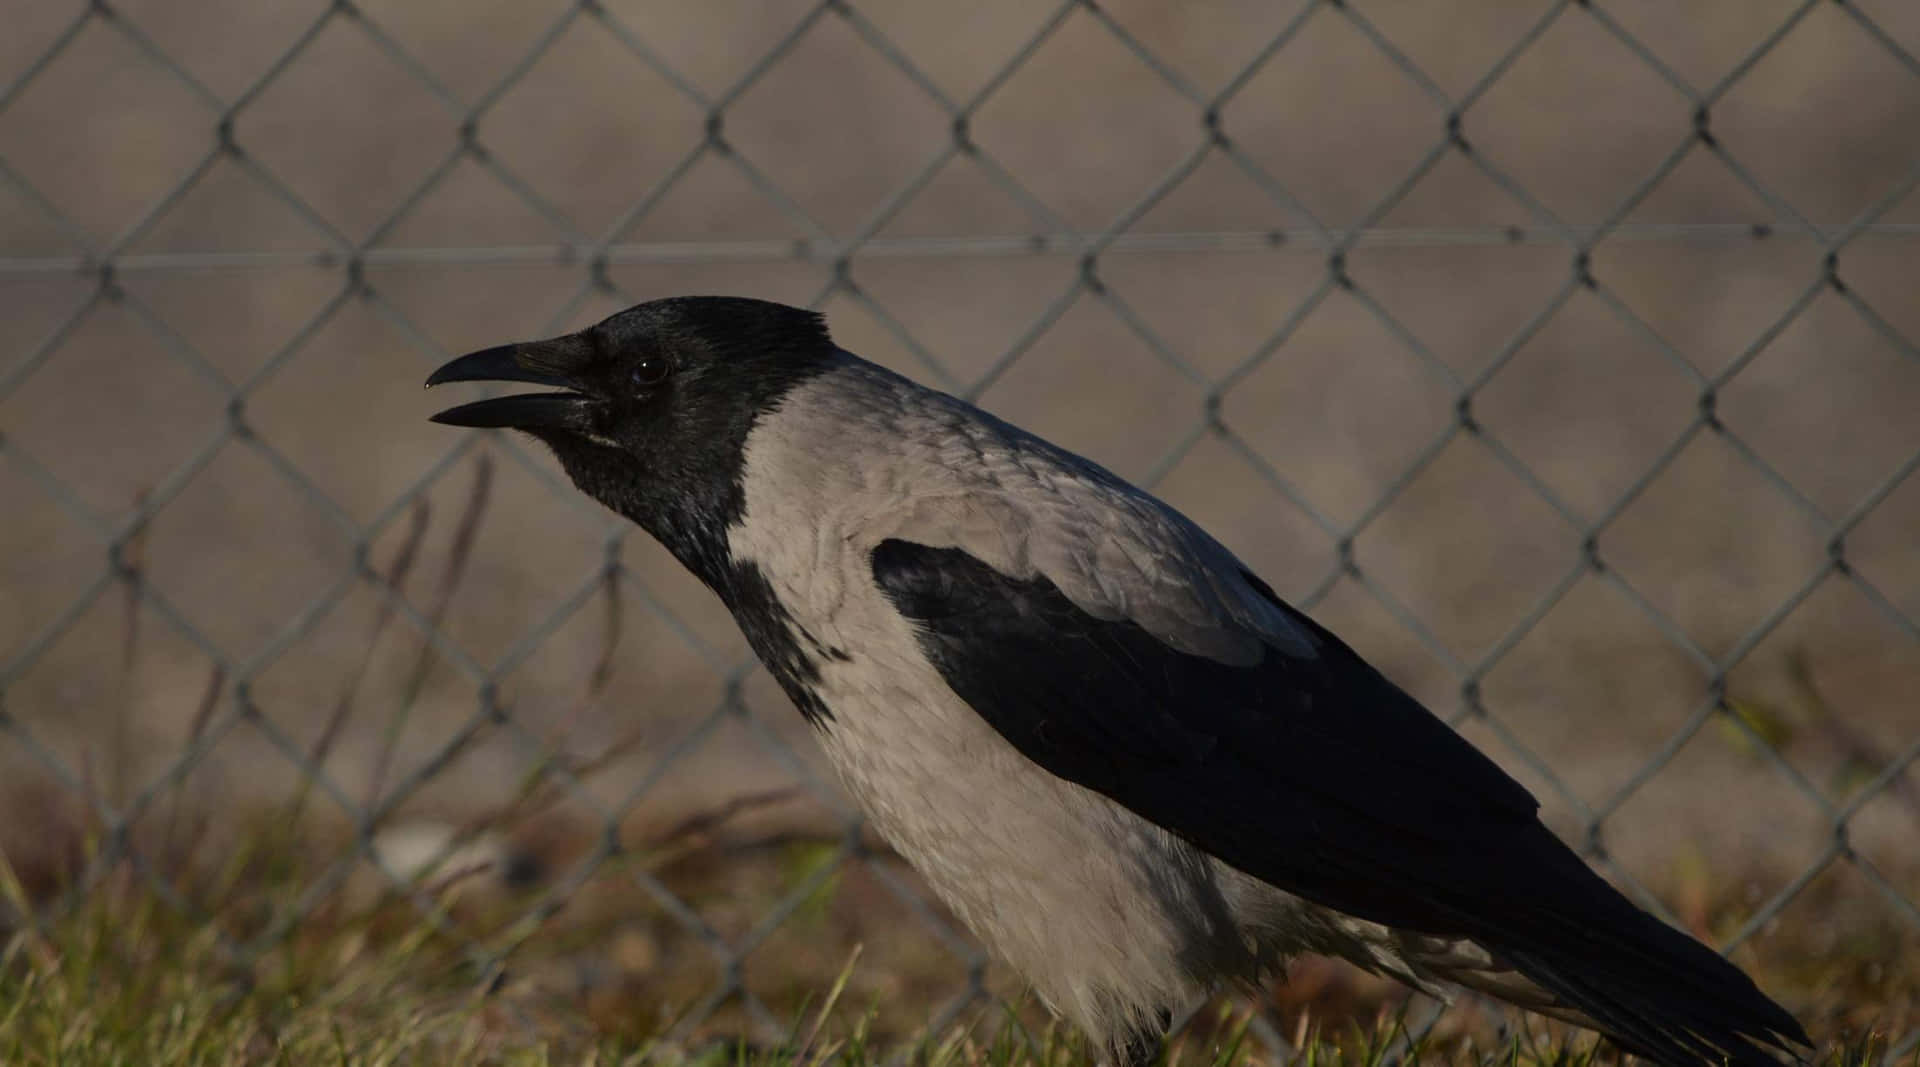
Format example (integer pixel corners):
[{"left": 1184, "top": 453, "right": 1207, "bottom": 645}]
[{"left": 719, "top": 364, "right": 1250, "bottom": 1038}]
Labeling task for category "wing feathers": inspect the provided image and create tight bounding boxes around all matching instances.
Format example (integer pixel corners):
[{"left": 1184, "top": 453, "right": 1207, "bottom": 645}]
[{"left": 871, "top": 538, "right": 1807, "bottom": 1066}]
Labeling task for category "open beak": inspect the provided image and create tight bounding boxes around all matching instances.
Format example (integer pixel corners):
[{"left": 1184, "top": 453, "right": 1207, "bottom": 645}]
[{"left": 425, "top": 342, "right": 592, "bottom": 431}]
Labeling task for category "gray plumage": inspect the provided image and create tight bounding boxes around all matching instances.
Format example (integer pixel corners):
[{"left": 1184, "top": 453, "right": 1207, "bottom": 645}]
[
  {"left": 426, "top": 296, "right": 1808, "bottom": 1067},
  {"left": 734, "top": 356, "right": 1439, "bottom": 1036}
]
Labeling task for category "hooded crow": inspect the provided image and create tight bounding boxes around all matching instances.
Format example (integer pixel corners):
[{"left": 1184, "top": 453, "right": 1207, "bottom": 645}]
[{"left": 427, "top": 295, "right": 1809, "bottom": 1067}]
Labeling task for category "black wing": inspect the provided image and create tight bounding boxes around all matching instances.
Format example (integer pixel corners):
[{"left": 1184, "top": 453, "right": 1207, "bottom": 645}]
[{"left": 871, "top": 538, "right": 1807, "bottom": 1067}]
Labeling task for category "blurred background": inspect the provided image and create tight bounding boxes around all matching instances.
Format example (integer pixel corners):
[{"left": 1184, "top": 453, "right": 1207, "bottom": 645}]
[{"left": 1, "top": 0, "right": 1917, "bottom": 1057}]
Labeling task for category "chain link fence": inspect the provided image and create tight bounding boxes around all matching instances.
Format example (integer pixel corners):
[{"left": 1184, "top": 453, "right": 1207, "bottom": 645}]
[{"left": 2, "top": 0, "right": 1917, "bottom": 1058}]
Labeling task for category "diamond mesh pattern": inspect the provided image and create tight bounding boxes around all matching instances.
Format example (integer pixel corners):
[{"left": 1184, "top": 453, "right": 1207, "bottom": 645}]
[{"left": 2, "top": 0, "right": 1917, "bottom": 1058}]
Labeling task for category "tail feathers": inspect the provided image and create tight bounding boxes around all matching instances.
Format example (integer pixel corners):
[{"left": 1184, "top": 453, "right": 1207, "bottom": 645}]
[{"left": 1491, "top": 898, "right": 1810, "bottom": 1067}]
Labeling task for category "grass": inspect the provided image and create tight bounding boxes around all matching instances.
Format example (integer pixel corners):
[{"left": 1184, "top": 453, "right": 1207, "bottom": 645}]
[{"left": 1, "top": 819, "right": 1916, "bottom": 1067}]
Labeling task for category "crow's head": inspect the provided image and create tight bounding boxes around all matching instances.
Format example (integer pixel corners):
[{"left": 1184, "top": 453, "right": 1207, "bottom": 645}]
[
  {"left": 426, "top": 296, "right": 834, "bottom": 443},
  {"left": 426, "top": 296, "right": 838, "bottom": 568}
]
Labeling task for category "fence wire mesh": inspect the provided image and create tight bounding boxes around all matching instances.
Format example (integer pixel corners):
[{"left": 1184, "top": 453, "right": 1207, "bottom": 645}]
[{"left": 1, "top": 0, "right": 1917, "bottom": 1059}]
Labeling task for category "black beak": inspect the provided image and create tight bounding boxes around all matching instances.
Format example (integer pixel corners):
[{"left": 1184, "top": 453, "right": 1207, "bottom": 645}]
[{"left": 425, "top": 342, "right": 593, "bottom": 431}]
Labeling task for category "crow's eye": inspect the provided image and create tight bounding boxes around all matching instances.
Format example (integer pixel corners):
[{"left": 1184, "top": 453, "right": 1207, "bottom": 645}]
[{"left": 630, "top": 355, "right": 672, "bottom": 389}]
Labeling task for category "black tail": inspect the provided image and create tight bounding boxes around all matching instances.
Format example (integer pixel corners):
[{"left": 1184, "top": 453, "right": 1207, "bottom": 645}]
[{"left": 1486, "top": 855, "right": 1810, "bottom": 1067}]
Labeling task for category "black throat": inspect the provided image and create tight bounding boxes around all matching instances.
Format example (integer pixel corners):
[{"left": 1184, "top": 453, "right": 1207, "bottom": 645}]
[
  {"left": 533, "top": 344, "right": 839, "bottom": 593},
  {"left": 542, "top": 432, "right": 740, "bottom": 593},
  {"left": 529, "top": 345, "right": 844, "bottom": 724}
]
